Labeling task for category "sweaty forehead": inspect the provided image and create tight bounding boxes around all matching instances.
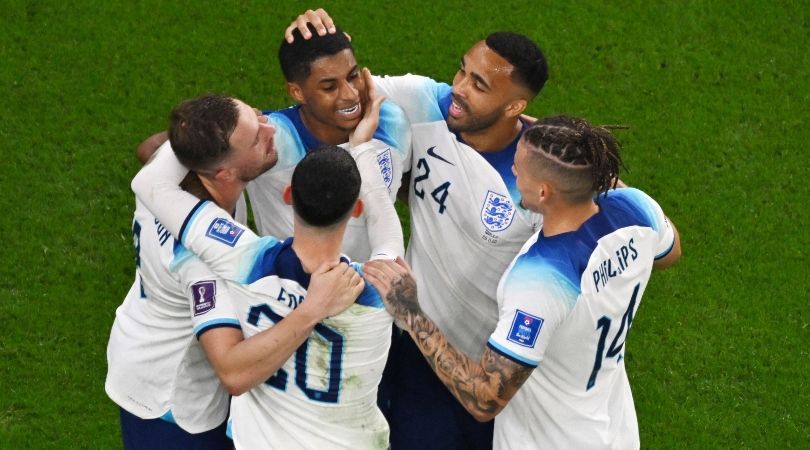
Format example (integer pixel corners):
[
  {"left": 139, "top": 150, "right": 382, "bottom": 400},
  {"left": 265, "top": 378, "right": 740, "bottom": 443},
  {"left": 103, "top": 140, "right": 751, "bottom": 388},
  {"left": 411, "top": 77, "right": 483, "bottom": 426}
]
[{"left": 464, "top": 41, "right": 514, "bottom": 79}]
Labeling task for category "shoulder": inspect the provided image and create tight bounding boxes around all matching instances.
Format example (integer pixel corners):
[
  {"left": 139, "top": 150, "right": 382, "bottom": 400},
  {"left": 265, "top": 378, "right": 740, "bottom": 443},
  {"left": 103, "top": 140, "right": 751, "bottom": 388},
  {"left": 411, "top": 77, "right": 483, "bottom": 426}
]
[{"left": 601, "top": 188, "right": 666, "bottom": 231}]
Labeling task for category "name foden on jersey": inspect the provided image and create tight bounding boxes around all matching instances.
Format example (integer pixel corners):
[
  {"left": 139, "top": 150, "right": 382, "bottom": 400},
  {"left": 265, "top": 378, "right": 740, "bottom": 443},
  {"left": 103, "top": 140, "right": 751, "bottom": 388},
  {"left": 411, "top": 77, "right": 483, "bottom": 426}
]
[{"left": 593, "top": 238, "right": 638, "bottom": 293}]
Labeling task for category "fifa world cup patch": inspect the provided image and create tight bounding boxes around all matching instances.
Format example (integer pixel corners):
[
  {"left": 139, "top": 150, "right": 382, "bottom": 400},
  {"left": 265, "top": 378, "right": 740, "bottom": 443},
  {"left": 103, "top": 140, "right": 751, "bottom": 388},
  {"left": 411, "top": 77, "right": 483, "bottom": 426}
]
[
  {"left": 507, "top": 310, "right": 543, "bottom": 347},
  {"left": 206, "top": 218, "right": 244, "bottom": 246},
  {"left": 192, "top": 280, "right": 216, "bottom": 316}
]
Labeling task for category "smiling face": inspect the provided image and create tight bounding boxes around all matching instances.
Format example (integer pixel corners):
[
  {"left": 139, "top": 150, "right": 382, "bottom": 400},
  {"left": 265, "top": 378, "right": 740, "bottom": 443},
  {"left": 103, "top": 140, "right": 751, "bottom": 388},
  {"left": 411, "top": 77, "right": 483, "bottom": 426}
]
[
  {"left": 447, "top": 41, "right": 525, "bottom": 133},
  {"left": 226, "top": 100, "right": 278, "bottom": 182},
  {"left": 288, "top": 49, "right": 365, "bottom": 142}
]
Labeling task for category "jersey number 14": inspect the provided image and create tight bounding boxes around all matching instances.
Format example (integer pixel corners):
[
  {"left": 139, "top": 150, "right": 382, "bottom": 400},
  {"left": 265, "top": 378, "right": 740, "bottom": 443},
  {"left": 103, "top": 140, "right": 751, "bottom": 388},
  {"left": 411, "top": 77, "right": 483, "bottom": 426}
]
[{"left": 587, "top": 282, "right": 641, "bottom": 390}]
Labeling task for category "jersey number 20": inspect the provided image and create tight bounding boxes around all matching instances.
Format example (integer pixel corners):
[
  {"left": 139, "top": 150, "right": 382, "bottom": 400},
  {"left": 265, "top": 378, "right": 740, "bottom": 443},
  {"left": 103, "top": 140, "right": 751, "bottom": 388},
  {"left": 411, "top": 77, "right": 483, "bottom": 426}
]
[{"left": 248, "top": 304, "right": 344, "bottom": 403}]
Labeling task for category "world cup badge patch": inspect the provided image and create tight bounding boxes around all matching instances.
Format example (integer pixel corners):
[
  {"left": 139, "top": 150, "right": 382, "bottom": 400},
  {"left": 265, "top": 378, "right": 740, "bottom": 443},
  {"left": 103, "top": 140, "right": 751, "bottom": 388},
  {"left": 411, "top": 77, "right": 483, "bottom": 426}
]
[
  {"left": 192, "top": 280, "right": 216, "bottom": 316},
  {"left": 507, "top": 310, "right": 543, "bottom": 347},
  {"left": 376, "top": 148, "right": 394, "bottom": 191},
  {"left": 206, "top": 218, "right": 244, "bottom": 247},
  {"left": 481, "top": 190, "right": 516, "bottom": 232}
]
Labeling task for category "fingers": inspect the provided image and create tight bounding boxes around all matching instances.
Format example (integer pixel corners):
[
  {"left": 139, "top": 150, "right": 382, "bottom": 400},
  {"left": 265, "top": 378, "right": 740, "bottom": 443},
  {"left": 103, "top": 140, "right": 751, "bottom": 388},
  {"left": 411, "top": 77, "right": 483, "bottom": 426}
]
[
  {"left": 285, "top": 9, "right": 337, "bottom": 43},
  {"left": 394, "top": 256, "right": 412, "bottom": 272},
  {"left": 361, "top": 67, "right": 376, "bottom": 99}
]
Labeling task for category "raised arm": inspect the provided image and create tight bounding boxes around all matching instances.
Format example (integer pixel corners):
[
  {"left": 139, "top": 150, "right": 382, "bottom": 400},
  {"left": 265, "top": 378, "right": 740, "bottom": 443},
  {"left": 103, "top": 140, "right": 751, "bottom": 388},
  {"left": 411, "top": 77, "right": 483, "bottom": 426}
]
[{"left": 348, "top": 68, "right": 405, "bottom": 260}]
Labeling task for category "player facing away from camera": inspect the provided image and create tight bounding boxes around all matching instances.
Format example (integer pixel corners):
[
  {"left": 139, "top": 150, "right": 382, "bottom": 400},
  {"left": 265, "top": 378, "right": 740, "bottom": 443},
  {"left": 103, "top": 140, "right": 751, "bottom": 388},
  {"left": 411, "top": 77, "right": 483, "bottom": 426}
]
[
  {"left": 364, "top": 117, "right": 682, "bottom": 450},
  {"left": 245, "top": 23, "right": 411, "bottom": 262},
  {"left": 132, "top": 91, "right": 401, "bottom": 448},
  {"left": 287, "top": 10, "right": 548, "bottom": 448},
  {"left": 106, "top": 95, "right": 365, "bottom": 449}
]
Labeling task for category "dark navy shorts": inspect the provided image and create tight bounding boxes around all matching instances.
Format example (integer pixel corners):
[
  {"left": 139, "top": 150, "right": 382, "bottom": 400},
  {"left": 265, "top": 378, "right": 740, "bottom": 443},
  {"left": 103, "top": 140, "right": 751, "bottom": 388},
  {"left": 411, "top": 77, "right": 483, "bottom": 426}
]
[
  {"left": 382, "top": 329, "right": 494, "bottom": 450},
  {"left": 119, "top": 408, "right": 232, "bottom": 450}
]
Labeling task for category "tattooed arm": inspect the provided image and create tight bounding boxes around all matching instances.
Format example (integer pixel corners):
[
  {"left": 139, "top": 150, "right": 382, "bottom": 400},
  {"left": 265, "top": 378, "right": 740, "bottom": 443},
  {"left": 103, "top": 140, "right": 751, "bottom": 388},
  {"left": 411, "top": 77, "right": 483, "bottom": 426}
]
[{"left": 363, "top": 257, "right": 533, "bottom": 422}]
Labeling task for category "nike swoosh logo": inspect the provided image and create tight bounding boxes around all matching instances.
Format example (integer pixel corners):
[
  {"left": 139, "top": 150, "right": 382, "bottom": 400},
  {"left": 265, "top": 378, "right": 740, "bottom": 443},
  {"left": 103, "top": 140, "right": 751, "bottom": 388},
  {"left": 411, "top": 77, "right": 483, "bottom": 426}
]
[{"left": 426, "top": 146, "right": 454, "bottom": 165}]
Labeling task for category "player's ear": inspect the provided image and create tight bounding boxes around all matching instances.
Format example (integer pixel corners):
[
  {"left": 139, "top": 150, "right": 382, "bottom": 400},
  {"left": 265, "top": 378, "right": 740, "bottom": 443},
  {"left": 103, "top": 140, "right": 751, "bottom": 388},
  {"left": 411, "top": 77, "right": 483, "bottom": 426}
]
[
  {"left": 282, "top": 185, "right": 293, "bottom": 205},
  {"left": 350, "top": 199, "right": 363, "bottom": 218},
  {"left": 537, "top": 181, "right": 552, "bottom": 203},
  {"left": 504, "top": 98, "right": 528, "bottom": 119},
  {"left": 287, "top": 82, "right": 306, "bottom": 104}
]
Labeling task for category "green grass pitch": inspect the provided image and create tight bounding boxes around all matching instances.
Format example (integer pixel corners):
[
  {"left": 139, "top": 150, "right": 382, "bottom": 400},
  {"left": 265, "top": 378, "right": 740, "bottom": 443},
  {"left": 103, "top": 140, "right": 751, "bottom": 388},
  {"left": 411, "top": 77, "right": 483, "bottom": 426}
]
[{"left": 0, "top": 1, "right": 807, "bottom": 447}]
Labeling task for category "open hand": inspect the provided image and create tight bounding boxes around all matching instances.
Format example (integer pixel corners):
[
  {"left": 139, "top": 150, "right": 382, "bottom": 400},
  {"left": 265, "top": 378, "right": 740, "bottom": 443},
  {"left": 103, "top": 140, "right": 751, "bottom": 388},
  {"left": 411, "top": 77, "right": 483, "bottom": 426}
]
[{"left": 349, "top": 68, "right": 386, "bottom": 147}]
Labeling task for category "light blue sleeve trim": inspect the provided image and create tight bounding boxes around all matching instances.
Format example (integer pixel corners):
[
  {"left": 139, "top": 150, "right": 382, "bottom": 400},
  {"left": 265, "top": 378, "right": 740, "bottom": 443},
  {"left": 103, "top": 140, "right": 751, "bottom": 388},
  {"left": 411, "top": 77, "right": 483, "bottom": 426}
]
[
  {"left": 194, "top": 318, "right": 242, "bottom": 337},
  {"left": 655, "top": 238, "right": 676, "bottom": 260},
  {"left": 487, "top": 339, "right": 539, "bottom": 367},
  {"left": 180, "top": 200, "right": 211, "bottom": 244}
]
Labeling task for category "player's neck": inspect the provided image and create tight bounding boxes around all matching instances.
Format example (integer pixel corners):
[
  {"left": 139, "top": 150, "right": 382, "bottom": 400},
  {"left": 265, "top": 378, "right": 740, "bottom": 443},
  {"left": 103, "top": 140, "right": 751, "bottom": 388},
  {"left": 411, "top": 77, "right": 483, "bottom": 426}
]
[
  {"left": 291, "top": 221, "right": 346, "bottom": 273},
  {"left": 461, "top": 117, "right": 522, "bottom": 153},
  {"left": 298, "top": 107, "right": 351, "bottom": 145},
  {"left": 542, "top": 201, "right": 599, "bottom": 237},
  {"left": 200, "top": 177, "right": 244, "bottom": 217}
]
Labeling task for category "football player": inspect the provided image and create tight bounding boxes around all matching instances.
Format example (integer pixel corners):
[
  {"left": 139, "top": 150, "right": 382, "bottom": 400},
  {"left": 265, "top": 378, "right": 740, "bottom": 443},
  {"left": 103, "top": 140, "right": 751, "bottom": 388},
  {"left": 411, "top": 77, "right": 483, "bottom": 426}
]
[{"left": 365, "top": 116, "right": 681, "bottom": 450}]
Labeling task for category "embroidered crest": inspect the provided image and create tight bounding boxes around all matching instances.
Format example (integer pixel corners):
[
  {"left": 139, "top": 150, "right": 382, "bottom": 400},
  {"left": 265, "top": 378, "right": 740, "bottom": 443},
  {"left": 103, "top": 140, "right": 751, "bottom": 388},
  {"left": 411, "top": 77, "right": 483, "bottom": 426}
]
[
  {"left": 507, "top": 310, "right": 543, "bottom": 347},
  {"left": 205, "top": 218, "right": 244, "bottom": 247},
  {"left": 376, "top": 147, "right": 394, "bottom": 191},
  {"left": 480, "top": 190, "right": 515, "bottom": 232},
  {"left": 191, "top": 280, "right": 217, "bottom": 316}
]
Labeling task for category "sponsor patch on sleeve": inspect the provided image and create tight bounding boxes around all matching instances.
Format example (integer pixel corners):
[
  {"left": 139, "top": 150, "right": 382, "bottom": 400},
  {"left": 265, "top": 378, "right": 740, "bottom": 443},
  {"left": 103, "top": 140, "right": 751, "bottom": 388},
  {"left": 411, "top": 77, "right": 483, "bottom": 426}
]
[
  {"left": 205, "top": 218, "right": 244, "bottom": 246},
  {"left": 507, "top": 310, "right": 543, "bottom": 348},
  {"left": 191, "top": 280, "right": 217, "bottom": 316}
]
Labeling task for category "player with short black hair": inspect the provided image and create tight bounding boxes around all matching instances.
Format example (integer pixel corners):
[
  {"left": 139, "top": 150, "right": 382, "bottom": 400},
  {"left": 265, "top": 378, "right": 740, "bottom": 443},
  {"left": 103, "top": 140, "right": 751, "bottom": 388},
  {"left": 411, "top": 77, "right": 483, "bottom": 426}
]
[
  {"left": 279, "top": 24, "right": 353, "bottom": 83},
  {"left": 291, "top": 144, "right": 362, "bottom": 227},
  {"left": 285, "top": 9, "right": 549, "bottom": 448},
  {"left": 245, "top": 24, "right": 411, "bottom": 263},
  {"left": 484, "top": 32, "right": 548, "bottom": 97},
  {"left": 365, "top": 116, "right": 681, "bottom": 450}
]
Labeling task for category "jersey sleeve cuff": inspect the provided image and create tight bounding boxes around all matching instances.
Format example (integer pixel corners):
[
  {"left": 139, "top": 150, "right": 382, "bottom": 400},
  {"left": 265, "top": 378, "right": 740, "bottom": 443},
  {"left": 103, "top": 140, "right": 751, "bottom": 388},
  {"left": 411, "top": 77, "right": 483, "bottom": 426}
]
[
  {"left": 194, "top": 319, "right": 242, "bottom": 339},
  {"left": 654, "top": 237, "right": 676, "bottom": 260},
  {"left": 487, "top": 340, "right": 539, "bottom": 368}
]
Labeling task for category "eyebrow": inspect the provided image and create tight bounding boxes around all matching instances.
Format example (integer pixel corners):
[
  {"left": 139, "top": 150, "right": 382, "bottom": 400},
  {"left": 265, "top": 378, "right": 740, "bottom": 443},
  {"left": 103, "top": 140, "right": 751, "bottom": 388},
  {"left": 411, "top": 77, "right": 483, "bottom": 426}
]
[
  {"left": 461, "top": 56, "right": 491, "bottom": 90},
  {"left": 316, "top": 64, "right": 359, "bottom": 85}
]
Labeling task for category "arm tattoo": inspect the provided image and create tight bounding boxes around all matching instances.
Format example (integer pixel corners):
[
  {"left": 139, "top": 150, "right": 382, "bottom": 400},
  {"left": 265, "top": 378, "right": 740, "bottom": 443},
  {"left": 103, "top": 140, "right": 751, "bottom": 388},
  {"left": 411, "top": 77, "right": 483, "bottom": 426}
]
[
  {"left": 385, "top": 272, "right": 533, "bottom": 420},
  {"left": 385, "top": 273, "right": 420, "bottom": 322},
  {"left": 411, "top": 314, "right": 532, "bottom": 420}
]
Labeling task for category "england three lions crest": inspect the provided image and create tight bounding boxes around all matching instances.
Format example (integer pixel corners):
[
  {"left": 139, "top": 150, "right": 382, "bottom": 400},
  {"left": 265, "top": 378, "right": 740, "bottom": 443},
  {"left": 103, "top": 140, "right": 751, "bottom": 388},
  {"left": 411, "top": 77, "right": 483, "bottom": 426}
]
[
  {"left": 376, "top": 148, "right": 394, "bottom": 192},
  {"left": 481, "top": 190, "right": 516, "bottom": 232}
]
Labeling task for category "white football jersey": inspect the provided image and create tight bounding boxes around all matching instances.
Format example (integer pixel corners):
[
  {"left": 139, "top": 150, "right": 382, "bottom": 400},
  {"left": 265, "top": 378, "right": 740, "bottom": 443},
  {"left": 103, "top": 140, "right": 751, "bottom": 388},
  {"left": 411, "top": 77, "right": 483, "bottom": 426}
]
[
  {"left": 246, "top": 102, "right": 411, "bottom": 262},
  {"left": 105, "top": 198, "right": 241, "bottom": 433},
  {"left": 173, "top": 199, "right": 393, "bottom": 450},
  {"left": 488, "top": 188, "right": 676, "bottom": 450},
  {"left": 375, "top": 74, "right": 541, "bottom": 358}
]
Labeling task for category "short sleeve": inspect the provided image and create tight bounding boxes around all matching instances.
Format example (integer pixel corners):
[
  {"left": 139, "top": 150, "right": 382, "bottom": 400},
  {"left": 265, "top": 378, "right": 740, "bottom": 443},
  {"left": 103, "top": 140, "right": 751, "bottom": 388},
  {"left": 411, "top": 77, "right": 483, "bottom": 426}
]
[
  {"left": 615, "top": 188, "right": 675, "bottom": 260},
  {"left": 487, "top": 257, "right": 578, "bottom": 367},
  {"left": 175, "top": 252, "right": 242, "bottom": 339}
]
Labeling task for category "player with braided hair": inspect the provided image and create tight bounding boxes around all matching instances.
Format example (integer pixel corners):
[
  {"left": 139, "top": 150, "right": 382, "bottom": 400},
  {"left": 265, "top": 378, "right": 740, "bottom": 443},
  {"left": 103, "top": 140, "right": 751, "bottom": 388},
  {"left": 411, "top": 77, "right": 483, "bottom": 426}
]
[{"left": 365, "top": 116, "right": 681, "bottom": 449}]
